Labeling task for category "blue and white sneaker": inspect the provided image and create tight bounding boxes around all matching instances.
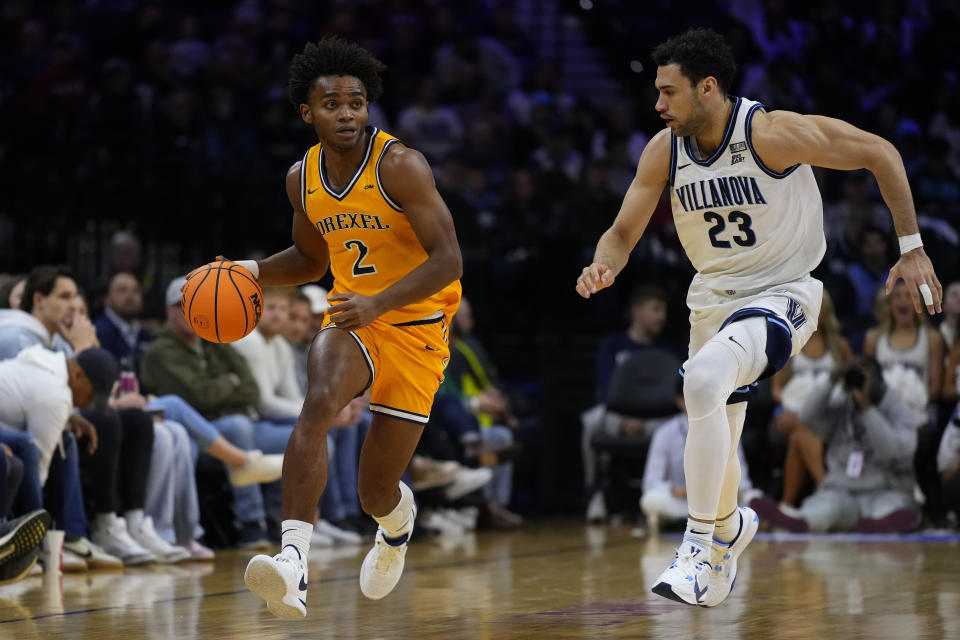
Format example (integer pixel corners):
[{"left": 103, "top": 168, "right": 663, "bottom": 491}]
[
  {"left": 651, "top": 539, "right": 712, "bottom": 605},
  {"left": 244, "top": 552, "right": 307, "bottom": 619},
  {"left": 359, "top": 504, "right": 416, "bottom": 600},
  {"left": 701, "top": 506, "right": 759, "bottom": 608}
]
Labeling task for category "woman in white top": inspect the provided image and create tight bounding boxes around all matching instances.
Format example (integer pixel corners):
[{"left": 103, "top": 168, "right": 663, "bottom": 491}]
[
  {"left": 865, "top": 280, "right": 945, "bottom": 404},
  {"left": 772, "top": 290, "right": 851, "bottom": 509}
]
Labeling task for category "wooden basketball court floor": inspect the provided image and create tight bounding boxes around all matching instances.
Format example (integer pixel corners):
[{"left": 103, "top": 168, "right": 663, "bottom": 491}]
[{"left": 1, "top": 522, "right": 958, "bottom": 639}]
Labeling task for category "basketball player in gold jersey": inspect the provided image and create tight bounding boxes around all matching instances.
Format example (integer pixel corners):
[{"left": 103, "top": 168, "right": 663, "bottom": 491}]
[{"left": 228, "top": 38, "right": 462, "bottom": 619}]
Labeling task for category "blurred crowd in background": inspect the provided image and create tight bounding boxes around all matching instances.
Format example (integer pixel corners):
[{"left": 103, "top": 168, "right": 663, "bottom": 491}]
[{"left": 0, "top": 0, "right": 960, "bottom": 578}]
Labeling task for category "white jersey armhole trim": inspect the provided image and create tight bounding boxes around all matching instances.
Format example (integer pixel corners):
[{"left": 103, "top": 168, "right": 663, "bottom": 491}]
[{"left": 744, "top": 104, "right": 801, "bottom": 179}]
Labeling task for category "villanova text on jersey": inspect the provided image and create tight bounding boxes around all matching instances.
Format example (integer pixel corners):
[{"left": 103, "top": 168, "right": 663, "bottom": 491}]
[
  {"left": 674, "top": 176, "right": 768, "bottom": 212},
  {"left": 668, "top": 96, "right": 826, "bottom": 292}
]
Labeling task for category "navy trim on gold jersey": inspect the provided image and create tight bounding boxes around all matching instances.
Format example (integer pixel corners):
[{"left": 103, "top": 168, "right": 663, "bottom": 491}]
[
  {"left": 392, "top": 315, "right": 443, "bottom": 327},
  {"left": 683, "top": 96, "right": 742, "bottom": 167},
  {"left": 299, "top": 149, "right": 309, "bottom": 213},
  {"left": 668, "top": 132, "right": 678, "bottom": 187},
  {"left": 317, "top": 126, "right": 378, "bottom": 200},
  {"left": 745, "top": 104, "right": 800, "bottom": 179},
  {"left": 376, "top": 139, "right": 403, "bottom": 212}
]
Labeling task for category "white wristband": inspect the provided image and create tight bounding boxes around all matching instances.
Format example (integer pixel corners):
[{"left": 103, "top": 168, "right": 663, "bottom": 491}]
[
  {"left": 898, "top": 233, "right": 923, "bottom": 255},
  {"left": 235, "top": 259, "right": 260, "bottom": 279}
]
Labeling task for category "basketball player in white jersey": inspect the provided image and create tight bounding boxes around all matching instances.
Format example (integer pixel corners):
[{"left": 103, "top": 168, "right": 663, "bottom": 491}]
[{"left": 576, "top": 28, "right": 942, "bottom": 607}]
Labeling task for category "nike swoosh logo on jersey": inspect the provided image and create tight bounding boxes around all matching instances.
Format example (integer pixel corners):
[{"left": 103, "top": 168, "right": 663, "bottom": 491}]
[
  {"left": 677, "top": 163, "right": 691, "bottom": 170},
  {"left": 308, "top": 187, "right": 322, "bottom": 194},
  {"left": 425, "top": 344, "right": 439, "bottom": 351},
  {"left": 728, "top": 336, "right": 746, "bottom": 351},
  {"left": 299, "top": 575, "right": 308, "bottom": 592}
]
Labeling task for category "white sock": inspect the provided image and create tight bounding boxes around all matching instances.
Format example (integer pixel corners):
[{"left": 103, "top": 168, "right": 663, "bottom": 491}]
[
  {"left": 684, "top": 519, "right": 715, "bottom": 547},
  {"left": 374, "top": 482, "right": 415, "bottom": 541},
  {"left": 124, "top": 509, "right": 144, "bottom": 532},
  {"left": 280, "top": 519, "right": 313, "bottom": 563},
  {"left": 684, "top": 404, "right": 731, "bottom": 521},
  {"left": 714, "top": 508, "right": 741, "bottom": 544},
  {"left": 95, "top": 512, "right": 117, "bottom": 531}
]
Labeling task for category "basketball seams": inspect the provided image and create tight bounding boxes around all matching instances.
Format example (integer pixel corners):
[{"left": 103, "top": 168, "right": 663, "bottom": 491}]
[
  {"left": 186, "top": 266, "right": 213, "bottom": 327},
  {"left": 226, "top": 264, "right": 263, "bottom": 298},
  {"left": 226, "top": 268, "right": 250, "bottom": 338},
  {"left": 213, "top": 263, "right": 223, "bottom": 343}
]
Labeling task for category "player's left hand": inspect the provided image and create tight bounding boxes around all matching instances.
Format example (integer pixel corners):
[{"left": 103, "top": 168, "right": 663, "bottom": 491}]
[
  {"left": 886, "top": 248, "right": 942, "bottom": 315},
  {"left": 327, "top": 292, "right": 383, "bottom": 330}
]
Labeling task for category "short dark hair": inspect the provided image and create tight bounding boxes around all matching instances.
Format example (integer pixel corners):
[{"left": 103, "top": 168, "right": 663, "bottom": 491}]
[
  {"left": 287, "top": 36, "right": 386, "bottom": 108},
  {"left": 0, "top": 275, "right": 25, "bottom": 309},
  {"left": 630, "top": 284, "right": 667, "bottom": 307},
  {"left": 289, "top": 290, "right": 311, "bottom": 306},
  {"left": 21, "top": 265, "right": 74, "bottom": 313},
  {"left": 651, "top": 28, "right": 737, "bottom": 95}
]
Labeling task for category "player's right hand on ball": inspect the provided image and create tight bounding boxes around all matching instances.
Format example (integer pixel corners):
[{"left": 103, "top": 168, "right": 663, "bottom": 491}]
[{"left": 576, "top": 263, "right": 615, "bottom": 298}]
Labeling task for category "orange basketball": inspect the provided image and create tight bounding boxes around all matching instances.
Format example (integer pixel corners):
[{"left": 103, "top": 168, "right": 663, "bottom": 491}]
[{"left": 181, "top": 260, "right": 263, "bottom": 343}]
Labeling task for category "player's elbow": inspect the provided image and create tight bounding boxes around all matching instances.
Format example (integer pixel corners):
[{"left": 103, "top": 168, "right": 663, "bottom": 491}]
[{"left": 447, "top": 246, "right": 463, "bottom": 281}]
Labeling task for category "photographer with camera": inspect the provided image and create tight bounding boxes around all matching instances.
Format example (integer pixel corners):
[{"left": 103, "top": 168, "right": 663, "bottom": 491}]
[{"left": 751, "top": 355, "right": 924, "bottom": 533}]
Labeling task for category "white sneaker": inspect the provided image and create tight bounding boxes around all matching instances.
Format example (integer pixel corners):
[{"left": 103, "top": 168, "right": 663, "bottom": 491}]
[
  {"left": 701, "top": 507, "right": 759, "bottom": 608},
  {"left": 310, "top": 529, "right": 334, "bottom": 547},
  {"left": 244, "top": 552, "right": 307, "bottom": 619},
  {"left": 64, "top": 537, "right": 123, "bottom": 569},
  {"left": 92, "top": 517, "right": 156, "bottom": 566},
  {"left": 230, "top": 450, "right": 284, "bottom": 488},
  {"left": 443, "top": 467, "right": 493, "bottom": 501},
  {"left": 359, "top": 504, "right": 416, "bottom": 600},
  {"left": 420, "top": 510, "right": 465, "bottom": 536},
  {"left": 315, "top": 520, "right": 362, "bottom": 546},
  {"left": 128, "top": 516, "right": 191, "bottom": 564},
  {"left": 650, "top": 539, "right": 713, "bottom": 605},
  {"left": 443, "top": 507, "right": 479, "bottom": 531}
]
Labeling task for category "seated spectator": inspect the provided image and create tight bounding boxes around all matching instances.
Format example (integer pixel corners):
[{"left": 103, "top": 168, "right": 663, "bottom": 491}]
[
  {"left": 844, "top": 227, "right": 894, "bottom": 331},
  {"left": 73, "top": 289, "right": 191, "bottom": 564},
  {"left": 300, "top": 285, "right": 329, "bottom": 338},
  {"left": 0, "top": 276, "right": 26, "bottom": 310},
  {"left": 865, "top": 280, "right": 945, "bottom": 404},
  {"left": 0, "top": 265, "right": 97, "bottom": 358},
  {"left": 771, "top": 291, "right": 851, "bottom": 510},
  {"left": 233, "top": 287, "right": 302, "bottom": 423},
  {"left": 937, "top": 281, "right": 960, "bottom": 350},
  {"left": 444, "top": 297, "right": 522, "bottom": 525},
  {"left": 94, "top": 271, "right": 153, "bottom": 372},
  {"left": 582, "top": 284, "right": 673, "bottom": 520},
  {"left": 140, "top": 277, "right": 288, "bottom": 547},
  {"left": 641, "top": 382, "right": 754, "bottom": 531},
  {"left": 937, "top": 414, "right": 960, "bottom": 526},
  {"left": 283, "top": 288, "right": 316, "bottom": 395},
  {"left": 751, "top": 356, "right": 923, "bottom": 533},
  {"left": 866, "top": 279, "right": 945, "bottom": 519},
  {"left": 0, "top": 267, "right": 165, "bottom": 565}
]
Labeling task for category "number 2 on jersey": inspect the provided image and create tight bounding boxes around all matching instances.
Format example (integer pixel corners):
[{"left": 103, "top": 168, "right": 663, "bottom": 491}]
[
  {"left": 704, "top": 210, "right": 756, "bottom": 248},
  {"left": 344, "top": 240, "right": 377, "bottom": 276}
]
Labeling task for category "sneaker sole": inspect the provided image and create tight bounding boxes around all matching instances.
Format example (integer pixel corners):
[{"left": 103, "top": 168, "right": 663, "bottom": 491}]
[
  {"left": 245, "top": 557, "right": 305, "bottom": 620},
  {"left": 0, "top": 550, "right": 40, "bottom": 586},
  {"left": 0, "top": 510, "right": 49, "bottom": 562},
  {"left": 651, "top": 581, "right": 698, "bottom": 606}
]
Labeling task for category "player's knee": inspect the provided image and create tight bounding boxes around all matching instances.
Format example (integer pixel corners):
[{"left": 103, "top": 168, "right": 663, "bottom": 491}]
[
  {"left": 682, "top": 360, "right": 727, "bottom": 418},
  {"left": 358, "top": 478, "right": 397, "bottom": 516},
  {"left": 300, "top": 383, "right": 346, "bottom": 429}
]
